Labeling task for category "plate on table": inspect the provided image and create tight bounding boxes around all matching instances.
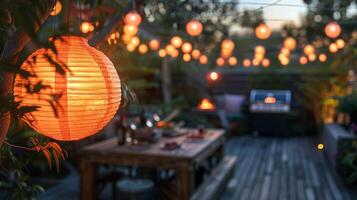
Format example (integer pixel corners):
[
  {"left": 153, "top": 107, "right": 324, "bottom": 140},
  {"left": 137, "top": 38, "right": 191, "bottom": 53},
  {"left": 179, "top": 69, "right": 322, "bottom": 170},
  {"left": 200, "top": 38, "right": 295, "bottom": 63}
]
[{"left": 160, "top": 141, "right": 183, "bottom": 151}]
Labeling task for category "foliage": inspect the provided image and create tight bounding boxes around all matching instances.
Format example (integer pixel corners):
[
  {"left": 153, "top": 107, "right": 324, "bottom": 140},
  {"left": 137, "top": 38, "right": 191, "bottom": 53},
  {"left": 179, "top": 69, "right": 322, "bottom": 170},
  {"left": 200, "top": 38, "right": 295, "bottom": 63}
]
[
  {"left": 337, "top": 141, "right": 357, "bottom": 186},
  {"left": 339, "top": 92, "right": 357, "bottom": 115}
]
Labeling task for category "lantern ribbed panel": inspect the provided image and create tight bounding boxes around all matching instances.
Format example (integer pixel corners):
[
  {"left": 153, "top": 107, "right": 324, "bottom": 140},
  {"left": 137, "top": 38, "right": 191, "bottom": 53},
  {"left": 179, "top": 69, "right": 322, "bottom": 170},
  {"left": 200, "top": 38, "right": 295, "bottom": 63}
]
[{"left": 14, "top": 36, "right": 121, "bottom": 141}]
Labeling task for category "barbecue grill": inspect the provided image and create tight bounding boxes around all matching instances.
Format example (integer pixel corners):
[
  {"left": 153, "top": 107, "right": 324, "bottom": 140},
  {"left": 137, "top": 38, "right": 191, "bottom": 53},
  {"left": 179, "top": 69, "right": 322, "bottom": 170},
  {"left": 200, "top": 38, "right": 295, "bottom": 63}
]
[{"left": 249, "top": 90, "right": 291, "bottom": 135}]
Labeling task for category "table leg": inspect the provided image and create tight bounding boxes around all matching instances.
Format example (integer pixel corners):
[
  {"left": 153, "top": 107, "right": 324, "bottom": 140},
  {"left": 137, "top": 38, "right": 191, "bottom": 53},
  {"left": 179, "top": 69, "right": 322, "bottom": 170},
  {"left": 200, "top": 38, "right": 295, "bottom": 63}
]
[
  {"left": 177, "top": 164, "right": 195, "bottom": 200},
  {"left": 80, "top": 160, "right": 97, "bottom": 200}
]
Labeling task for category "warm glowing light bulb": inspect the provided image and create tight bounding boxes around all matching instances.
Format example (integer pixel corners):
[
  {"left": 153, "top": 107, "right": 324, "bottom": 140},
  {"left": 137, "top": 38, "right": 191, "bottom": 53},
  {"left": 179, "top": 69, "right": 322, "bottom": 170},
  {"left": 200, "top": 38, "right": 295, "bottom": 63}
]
[
  {"left": 221, "top": 39, "right": 235, "bottom": 51},
  {"left": 126, "top": 44, "right": 136, "bottom": 52},
  {"left": 158, "top": 49, "right": 166, "bottom": 57},
  {"left": 165, "top": 44, "right": 176, "bottom": 55},
  {"left": 183, "top": 53, "right": 191, "bottom": 62},
  {"left": 252, "top": 58, "right": 260, "bottom": 66},
  {"left": 191, "top": 49, "right": 201, "bottom": 59},
  {"left": 182, "top": 42, "right": 193, "bottom": 53},
  {"left": 255, "top": 23, "right": 271, "bottom": 40},
  {"left": 198, "top": 98, "right": 216, "bottom": 110},
  {"left": 336, "top": 39, "right": 345, "bottom": 49},
  {"left": 123, "top": 24, "right": 138, "bottom": 36},
  {"left": 124, "top": 11, "right": 142, "bottom": 26},
  {"left": 283, "top": 37, "right": 297, "bottom": 50},
  {"left": 170, "top": 36, "right": 183, "bottom": 48},
  {"left": 299, "top": 56, "right": 308, "bottom": 65},
  {"left": 255, "top": 46, "right": 265, "bottom": 55},
  {"left": 216, "top": 57, "right": 224, "bottom": 66},
  {"left": 129, "top": 36, "right": 140, "bottom": 47},
  {"left": 228, "top": 57, "right": 238, "bottom": 66},
  {"left": 308, "top": 54, "right": 317, "bottom": 62},
  {"left": 149, "top": 39, "right": 160, "bottom": 51},
  {"left": 170, "top": 49, "right": 179, "bottom": 58},
  {"left": 329, "top": 43, "right": 338, "bottom": 53},
  {"left": 138, "top": 44, "right": 148, "bottom": 54},
  {"left": 262, "top": 58, "right": 270, "bottom": 67},
  {"left": 50, "top": 1, "right": 62, "bottom": 16},
  {"left": 280, "top": 58, "right": 289, "bottom": 66},
  {"left": 80, "top": 22, "right": 94, "bottom": 34},
  {"left": 304, "top": 45, "right": 315, "bottom": 55},
  {"left": 243, "top": 59, "right": 251, "bottom": 67},
  {"left": 317, "top": 143, "right": 324, "bottom": 150},
  {"left": 199, "top": 55, "right": 208, "bottom": 64},
  {"left": 318, "top": 54, "right": 327, "bottom": 62},
  {"left": 186, "top": 19, "right": 203, "bottom": 36},
  {"left": 325, "top": 22, "right": 341, "bottom": 39},
  {"left": 208, "top": 72, "right": 219, "bottom": 81},
  {"left": 280, "top": 47, "right": 290, "bottom": 56}
]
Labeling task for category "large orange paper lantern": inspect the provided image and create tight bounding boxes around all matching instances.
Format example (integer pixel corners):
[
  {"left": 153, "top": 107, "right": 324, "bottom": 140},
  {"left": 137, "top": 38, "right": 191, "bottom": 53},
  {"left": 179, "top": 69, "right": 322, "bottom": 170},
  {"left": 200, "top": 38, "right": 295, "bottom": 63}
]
[
  {"left": 13, "top": 36, "right": 121, "bottom": 141},
  {"left": 124, "top": 11, "right": 142, "bottom": 26},
  {"left": 149, "top": 39, "right": 160, "bottom": 51},
  {"left": 186, "top": 19, "right": 203, "bottom": 36},
  {"left": 283, "top": 37, "right": 297, "bottom": 50},
  {"left": 170, "top": 36, "right": 183, "bottom": 48},
  {"left": 325, "top": 22, "right": 341, "bottom": 39},
  {"left": 255, "top": 23, "right": 271, "bottom": 40}
]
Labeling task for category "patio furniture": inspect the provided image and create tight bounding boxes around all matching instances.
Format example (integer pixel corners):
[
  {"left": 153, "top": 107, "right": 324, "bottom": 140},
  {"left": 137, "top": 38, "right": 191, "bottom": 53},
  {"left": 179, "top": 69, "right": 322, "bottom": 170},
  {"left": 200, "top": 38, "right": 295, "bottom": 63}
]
[{"left": 80, "top": 129, "right": 227, "bottom": 200}]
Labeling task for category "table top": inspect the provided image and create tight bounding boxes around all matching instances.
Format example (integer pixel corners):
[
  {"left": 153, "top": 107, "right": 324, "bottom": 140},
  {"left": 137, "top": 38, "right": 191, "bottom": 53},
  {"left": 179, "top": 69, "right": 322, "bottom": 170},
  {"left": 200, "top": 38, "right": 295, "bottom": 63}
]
[{"left": 81, "top": 129, "right": 225, "bottom": 163}]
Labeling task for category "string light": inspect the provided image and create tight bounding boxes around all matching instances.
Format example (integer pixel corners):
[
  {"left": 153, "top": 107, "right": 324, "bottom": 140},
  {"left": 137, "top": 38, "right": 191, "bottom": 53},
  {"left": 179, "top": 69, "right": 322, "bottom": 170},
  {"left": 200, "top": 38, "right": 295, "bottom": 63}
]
[
  {"left": 191, "top": 49, "right": 201, "bottom": 59},
  {"left": 216, "top": 57, "right": 225, "bottom": 66},
  {"left": 124, "top": 11, "right": 142, "bottom": 26},
  {"left": 186, "top": 19, "right": 203, "bottom": 36},
  {"left": 325, "top": 22, "right": 341, "bottom": 39},
  {"left": 243, "top": 59, "right": 251, "bottom": 67},
  {"left": 149, "top": 39, "right": 160, "bottom": 51},
  {"left": 199, "top": 55, "right": 208, "bottom": 64},
  {"left": 182, "top": 42, "right": 193, "bottom": 53},
  {"left": 228, "top": 57, "right": 238, "bottom": 66},
  {"left": 170, "top": 36, "right": 183, "bottom": 48},
  {"left": 255, "top": 23, "right": 271, "bottom": 40}
]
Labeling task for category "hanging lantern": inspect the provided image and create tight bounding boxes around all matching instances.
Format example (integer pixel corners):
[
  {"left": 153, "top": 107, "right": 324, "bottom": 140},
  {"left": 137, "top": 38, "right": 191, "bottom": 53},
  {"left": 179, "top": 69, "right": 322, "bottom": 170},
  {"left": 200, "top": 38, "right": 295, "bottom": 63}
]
[
  {"left": 126, "top": 44, "right": 136, "bottom": 52},
  {"left": 299, "top": 56, "right": 308, "bottom": 65},
  {"left": 129, "top": 36, "right": 140, "bottom": 47},
  {"left": 255, "top": 46, "right": 265, "bottom": 55},
  {"left": 158, "top": 49, "right": 166, "bottom": 57},
  {"left": 329, "top": 43, "right": 338, "bottom": 53},
  {"left": 199, "top": 55, "right": 208, "bottom": 64},
  {"left": 308, "top": 54, "right": 317, "bottom": 62},
  {"left": 336, "top": 39, "right": 345, "bottom": 49},
  {"left": 325, "top": 22, "right": 341, "bottom": 39},
  {"left": 122, "top": 34, "right": 133, "bottom": 44},
  {"left": 183, "top": 54, "right": 191, "bottom": 62},
  {"left": 170, "top": 49, "right": 179, "bottom": 58},
  {"left": 50, "top": 1, "right": 62, "bottom": 16},
  {"left": 13, "top": 36, "right": 121, "bottom": 141},
  {"left": 280, "top": 48, "right": 290, "bottom": 56},
  {"left": 181, "top": 42, "right": 192, "bottom": 53},
  {"left": 123, "top": 24, "right": 138, "bottom": 36},
  {"left": 255, "top": 23, "right": 271, "bottom": 40},
  {"left": 124, "top": 11, "right": 142, "bottom": 26},
  {"left": 186, "top": 19, "right": 203, "bottom": 37},
  {"left": 303, "top": 45, "right": 314, "bottom": 55},
  {"left": 252, "top": 58, "right": 260, "bottom": 66},
  {"left": 283, "top": 37, "right": 297, "bottom": 50},
  {"left": 80, "top": 22, "right": 94, "bottom": 34},
  {"left": 138, "top": 44, "right": 148, "bottom": 54},
  {"left": 254, "top": 53, "right": 264, "bottom": 61},
  {"left": 208, "top": 72, "right": 219, "bottom": 81},
  {"left": 262, "top": 58, "right": 270, "bottom": 67},
  {"left": 197, "top": 98, "right": 215, "bottom": 111},
  {"left": 318, "top": 54, "right": 327, "bottom": 62},
  {"left": 221, "top": 39, "right": 235, "bottom": 51},
  {"left": 228, "top": 57, "right": 238, "bottom": 66},
  {"left": 280, "top": 57, "right": 289, "bottom": 66},
  {"left": 149, "top": 39, "right": 160, "bottom": 51},
  {"left": 243, "top": 59, "right": 251, "bottom": 67},
  {"left": 191, "top": 49, "right": 201, "bottom": 59},
  {"left": 170, "top": 36, "right": 183, "bottom": 48},
  {"left": 165, "top": 44, "right": 176, "bottom": 56},
  {"left": 216, "top": 57, "right": 224, "bottom": 66}
]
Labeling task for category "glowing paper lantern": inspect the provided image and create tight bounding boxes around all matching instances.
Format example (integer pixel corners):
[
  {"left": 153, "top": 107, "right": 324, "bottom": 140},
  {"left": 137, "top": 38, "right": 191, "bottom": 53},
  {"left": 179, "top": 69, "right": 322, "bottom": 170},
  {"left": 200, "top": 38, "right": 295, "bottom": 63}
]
[
  {"left": 198, "top": 98, "right": 215, "bottom": 111},
  {"left": 165, "top": 44, "right": 176, "bottom": 55},
  {"left": 252, "top": 59, "right": 260, "bottom": 66},
  {"left": 221, "top": 39, "right": 235, "bottom": 51},
  {"left": 126, "top": 44, "right": 136, "bottom": 52},
  {"left": 124, "top": 11, "right": 142, "bottom": 26},
  {"left": 138, "top": 44, "right": 148, "bottom": 54},
  {"left": 186, "top": 19, "right": 203, "bottom": 36},
  {"left": 216, "top": 57, "right": 224, "bottom": 66},
  {"left": 283, "top": 37, "right": 297, "bottom": 50},
  {"left": 254, "top": 53, "right": 264, "bottom": 61},
  {"left": 255, "top": 46, "right": 265, "bottom": 55},
  {"left": 280, "top": 58, "right": 289, "bottom": 66},
  {"left": 182, "top": 42, "right": 193, "bottom": 53},
  {"left": 50, "top": 1, "right": 62, "bottom": 16},
  {"left": 80, "top": 22, "right": 94, "bottom": 34},
  {"left": 304, "top": 45, "right": 315, "bottom": 55},
  {"left": 191, "top": 49, "right": 201, "bottom": 59},
  {"left": 255, "top": 23, "right": 271, "bottom": 40},
  {"left": 158, "top": 49, "right": 166, "bottom": 57},
  {"left": 308, "top": 54, "right": 317, "bottom": 62},
  {"left": 329, "top": 43, "right": 338, "bottom": 53},
  {"left": 183, "top": 54, "right": 191, "bottom": 62},
  {"left": 122, "top": 34, "right": 132, "bottom": 44},
  {"left": 325, "top": 22, "right": 341, "bottom": 39},
  {"left": 170, "top": 49, "right": 179, "bottom": 58},
  {"left": 170, "top": 36, "right": 183, "bottom": 48},
  {"left": 262, "top": 58, "right": 270, "bottom": 67},
  {"left": 13, "top": 36, "right": 121, "bottom": 141},
  {"left": 318, "top": 54, "right": 327, "bottom": 62},
  {"left": 228, "top": 57, "right": 238, "bottom": 66},
  {"left": 336, "top": 39, "right": 345, "bottom": 49},
  {"left": 243, "top": 59, "right": 251, "bottom": 67},
  {"left": 129, "top": 36, "right": 140, "bottom": 47},
  {"left": 123, "top": 24, "right": 138, "bottom": 36},
  {"left": 280, "top": 48, "right": 290, "bottom": 56},
  {"left": 208, "top": 72, "right": 219, "bottom": 81},
  {"left": 299, "top": 56, "right": 308, "bottom": 65},
  {"left": 199, "top": 55, "right": 208, "bottom": 64},
  {"left": 149, "top": 39, "right": 160, "bottom": 51}
]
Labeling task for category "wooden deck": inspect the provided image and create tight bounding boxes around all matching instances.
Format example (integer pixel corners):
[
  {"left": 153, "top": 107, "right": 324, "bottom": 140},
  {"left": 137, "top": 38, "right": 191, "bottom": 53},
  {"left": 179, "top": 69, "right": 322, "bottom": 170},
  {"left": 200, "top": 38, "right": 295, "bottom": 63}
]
[{"left": 221, "top": 136, "right": 357, "bottom": 200}]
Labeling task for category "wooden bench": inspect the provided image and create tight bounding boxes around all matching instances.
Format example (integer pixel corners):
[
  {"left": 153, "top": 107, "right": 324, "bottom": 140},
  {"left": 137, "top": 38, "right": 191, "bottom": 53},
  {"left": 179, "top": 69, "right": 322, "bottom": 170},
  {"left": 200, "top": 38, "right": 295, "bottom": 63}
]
[{"left": 191, "top": 156, "right": 236, "bottom": 200}]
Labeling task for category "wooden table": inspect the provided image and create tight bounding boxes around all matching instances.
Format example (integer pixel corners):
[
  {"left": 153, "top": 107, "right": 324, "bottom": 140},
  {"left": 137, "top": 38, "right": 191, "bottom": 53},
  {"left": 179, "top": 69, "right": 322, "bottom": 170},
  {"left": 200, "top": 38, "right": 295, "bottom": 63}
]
[{"left": 80, "top": 129, "right": 225, "bottom": 200}]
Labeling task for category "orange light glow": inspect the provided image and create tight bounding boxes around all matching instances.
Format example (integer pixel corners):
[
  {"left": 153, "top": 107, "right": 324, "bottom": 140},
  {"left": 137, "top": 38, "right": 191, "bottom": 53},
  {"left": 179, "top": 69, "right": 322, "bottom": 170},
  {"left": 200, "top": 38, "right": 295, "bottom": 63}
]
[
  {"left": 129, "top": 36, "right": 140, "bottom": 47},
  {"left": 122, "top": 34, "right": 132, "bottom": 44},
  {"left": 198, "top": 98, "right": 216, "bottom": 111},
  {"left": 158, "top": 49, "right": 166, "bottom": 57},
  {"left": 126, "top": 44, "right": 136, "bottom": 52},
  {"left": 254, "top": 53, "right": 264, "bottom": 61},
  {"left": 255, "top": 23, "right": 271, "bottom": 40},
  {"left": 216, "top": 57, "right": 225, "bottom": 66},
  {"left": 208, "top": 72, "right": 219, "bottom": 81},
  {"left": 170, "top": 36, "right": 183, "bottom": 48},
  {"left": 80, "top": 22, "right": 94, "bottom": 34},
  {"left": 221, "top": 39, "right": 235, "bottom": 51},
  {"left": 138, "top": 44, "right": 148, "bottom": 54},
  {"left": 165, "top": 44, "right": 176, "bottom": 55},
  {"left": 264, "top": 96, "right": 276, "bottom": 104},
  {"left": 170, "top": 49, "right": 179, "bottom": 58},
  {"left": 149, "top": 39, "right": 160, "bottom": 51},
  {"left": 280, "top": 47, "right": 290, "bottom": 56},
  {"left": 123, "top": 24, "right": 138, "bottom": 36},
  {"left": 243, "top": 59, "right": 251, "bottom": 67},
  {"left": 199, "top": 55, "right": 208, "bottom": 64},
  {"left": 299, "top": 56, "right": 308, "bottom": 65},
  {"left": 50, "top": 1, "right": 62, "bottom": 16},
  {"left": 183, "top": 53, "right": 191, "bottom": 62},
  {"left": 325, "top": 22, "right": 341, "bottom": 39},
  {"left": 329, "top": 43, "right": 338, "bottom": 53},
  {"left": 181, "top": 42, "right": 193, "bottom": 53},
  {"left": 318, "top": 54, "right": 327, "bottom": 62},
  {"left": 186, "top": 19, "right": 203, "bottom": 36},
  {"left": 191, "top": 49, "right": 201, "bottom": 59},
  {"left": 336, "top": 39, "right": 345, "bottom": 49},
  {"left": 228, "top": 57, "right": 238, "bottom": 66},
  {"left": 252, "top": 58, "right": 260, "bottom": 66},
  {"left": 124, "top": 11, "right": 142, "bottom": 26},
  {"left": 262, "top": 58, "right": 270, "bottom": 67},
  {"left": 280, "top": 58, "right": 290, "bottom": 66},
  {"left": 13, "top": 36, "right": 121, "bottom": 141},
  {"left": 255, "top": 46, "right": 265, "bottom": 55},
  {"left": 308, "top": 54, "right": 317, "bottom": 62},
  {"left": 317, "top": 143, "right": 324, "bottom": 150},
  {"left": 283, "top": 37, "right": 297, "bottom": 50},
  {"left": 303, "top": 45, "right": 315, "bottom": 55}
]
